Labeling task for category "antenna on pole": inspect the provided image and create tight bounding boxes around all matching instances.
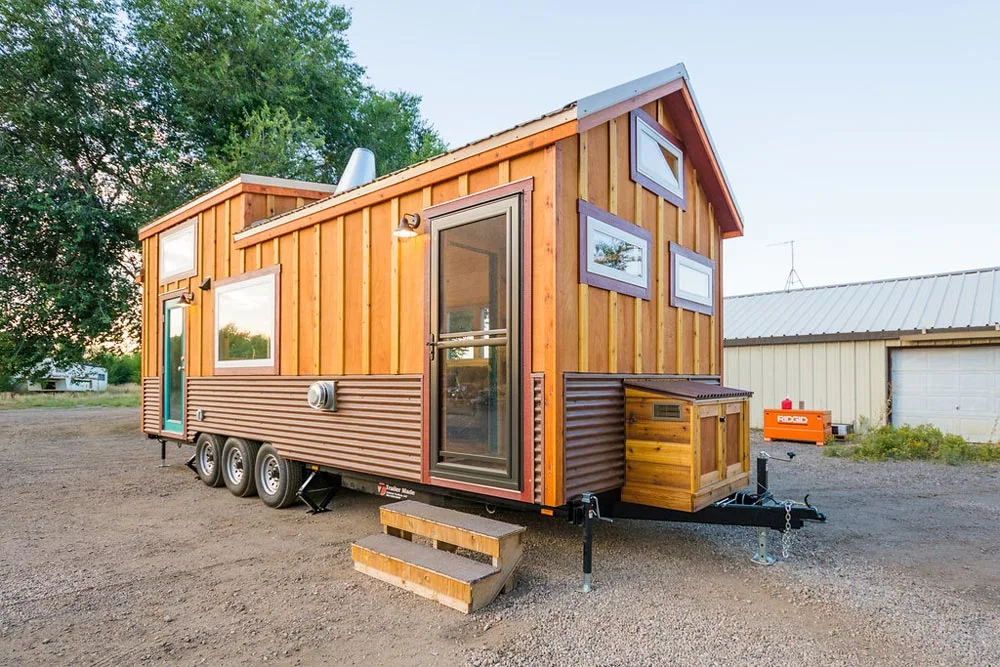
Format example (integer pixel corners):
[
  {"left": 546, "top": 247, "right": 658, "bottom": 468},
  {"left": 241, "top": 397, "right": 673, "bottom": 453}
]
[{"left": 767, "top": 240, "right": 804, "bottom": 291}]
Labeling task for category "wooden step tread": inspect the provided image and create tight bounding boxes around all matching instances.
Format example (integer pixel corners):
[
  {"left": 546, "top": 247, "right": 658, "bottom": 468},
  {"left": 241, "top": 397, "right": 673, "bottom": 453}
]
[
  {"left": 381, "top": 500, "right": 525, "bottom": 540},
  {"left": 354, "top": 533, "right": 499, "bottom": 584}
]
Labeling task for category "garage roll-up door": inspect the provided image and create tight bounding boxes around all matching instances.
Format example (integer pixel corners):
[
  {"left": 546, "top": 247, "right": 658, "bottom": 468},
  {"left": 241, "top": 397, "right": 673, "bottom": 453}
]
[{"left": 890, "top": 346, "right": 1000, "bottom": 443}]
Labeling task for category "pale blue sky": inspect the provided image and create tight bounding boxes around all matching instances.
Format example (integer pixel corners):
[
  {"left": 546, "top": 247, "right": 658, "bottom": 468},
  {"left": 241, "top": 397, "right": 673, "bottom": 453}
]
[{"left": 347, "top": 1, "right": 999, "bottom": 296}]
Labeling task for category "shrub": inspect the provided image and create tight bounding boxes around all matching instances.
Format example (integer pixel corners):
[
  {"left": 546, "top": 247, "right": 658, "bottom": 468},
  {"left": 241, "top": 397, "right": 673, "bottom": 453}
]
[{"left": 824, "top": 423, "right": 1000, "bottom": 465}]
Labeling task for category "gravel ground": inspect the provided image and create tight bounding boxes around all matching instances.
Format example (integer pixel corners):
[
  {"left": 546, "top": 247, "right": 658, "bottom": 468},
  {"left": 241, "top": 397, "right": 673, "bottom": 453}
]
[{"left": 1, "top": 407, "right": 998, "bottom": 666}]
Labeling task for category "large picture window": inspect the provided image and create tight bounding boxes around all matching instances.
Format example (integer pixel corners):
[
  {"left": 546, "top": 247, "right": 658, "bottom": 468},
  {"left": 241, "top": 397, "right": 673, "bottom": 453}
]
[
  {"left": 214, "top": 266, "right": 280, "bottom": 374},
  {"left": 670, "top": 242, "right": 714, "bottom": 315},
  {"left": 630, "top": 108, "right": 686, "bottom": 209},
  {"left": 159, "top": 217, "right": 198, "bottom": 283},
  {"left": 578, "top": 200, "right": 652, "bottom": 300}
]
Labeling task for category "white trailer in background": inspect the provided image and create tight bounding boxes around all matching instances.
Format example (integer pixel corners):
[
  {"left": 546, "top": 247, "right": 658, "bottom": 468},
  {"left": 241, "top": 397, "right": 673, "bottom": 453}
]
[{"left": 25, "top": 360, "right": 108, "bottom": 392}]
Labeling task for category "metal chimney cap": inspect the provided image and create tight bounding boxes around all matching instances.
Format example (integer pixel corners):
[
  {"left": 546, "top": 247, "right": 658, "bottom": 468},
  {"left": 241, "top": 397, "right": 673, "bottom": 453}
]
[{"left": 334, "top": 147, "right": 376, "bottom": 194}]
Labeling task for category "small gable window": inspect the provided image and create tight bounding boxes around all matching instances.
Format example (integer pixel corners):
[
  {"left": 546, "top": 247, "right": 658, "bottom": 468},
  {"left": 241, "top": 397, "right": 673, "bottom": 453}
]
[{"left": 630, "top": 109, "right": 685, "bottom": 209}]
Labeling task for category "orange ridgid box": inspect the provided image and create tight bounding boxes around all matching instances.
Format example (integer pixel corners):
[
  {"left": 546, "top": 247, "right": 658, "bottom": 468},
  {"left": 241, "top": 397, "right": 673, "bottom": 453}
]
[{"left": 763, "top": 409, "right": 832, "bottom": 446}]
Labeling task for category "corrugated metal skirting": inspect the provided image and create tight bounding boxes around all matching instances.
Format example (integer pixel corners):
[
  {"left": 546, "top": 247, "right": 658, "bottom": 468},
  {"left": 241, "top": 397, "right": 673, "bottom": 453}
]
[
  {"left": 185, "top": 375, "right": 423, "bottom": 481},
  {"left": 142, "top": 377, "right": 160, "bottom": 434},
  {"left": 562, "top": 373, "right": 720, "bottom": 499},
  {"left": 532, "top": 373, "right": 544, "bottom": 504}
]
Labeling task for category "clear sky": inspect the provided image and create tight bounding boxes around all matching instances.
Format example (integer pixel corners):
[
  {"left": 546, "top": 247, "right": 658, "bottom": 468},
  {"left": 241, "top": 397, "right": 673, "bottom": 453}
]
[{"left": 347, "top": 1, "right": 999, "bottom": 296}]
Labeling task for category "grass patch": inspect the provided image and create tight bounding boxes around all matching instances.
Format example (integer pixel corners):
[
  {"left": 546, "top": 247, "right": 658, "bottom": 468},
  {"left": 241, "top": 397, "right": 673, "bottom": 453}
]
[
  {"left": 0, "top": 384, "right": 140, "bottom": 410},
  {"left": 824, "top": 423, "right": 1000, "bottom": 465}
]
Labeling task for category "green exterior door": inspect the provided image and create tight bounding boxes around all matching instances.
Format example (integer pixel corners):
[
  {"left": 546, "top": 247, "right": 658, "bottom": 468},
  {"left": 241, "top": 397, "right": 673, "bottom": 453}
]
[{"left": 162, "top": 298, "right": 185, "bottom": 434}]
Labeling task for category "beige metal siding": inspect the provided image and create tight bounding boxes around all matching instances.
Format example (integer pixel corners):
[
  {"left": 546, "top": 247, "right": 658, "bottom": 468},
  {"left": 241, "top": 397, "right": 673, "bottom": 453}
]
[
  {"left": 724, "top": 341, "right": 889, "bottom": 429},
  {"left": 185, "top": 375, "right": 422, "bottom": 480},
  {"left": 142, "top": 377, "right": 160, "bottom": 434}
]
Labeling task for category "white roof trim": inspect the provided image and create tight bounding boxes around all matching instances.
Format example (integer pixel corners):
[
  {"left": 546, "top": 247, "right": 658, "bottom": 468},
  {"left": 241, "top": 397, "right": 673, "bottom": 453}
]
[
  {"left": 139, "top": 174, "right": 336, "bottom": 235},
  {"left": 575, "top": 63, "right": 689, "bottom": 118}
]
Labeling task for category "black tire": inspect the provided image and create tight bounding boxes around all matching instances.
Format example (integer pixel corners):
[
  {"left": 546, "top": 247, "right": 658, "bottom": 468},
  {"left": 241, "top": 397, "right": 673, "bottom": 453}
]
[
  {"left": 194, "top": 433, "right": 225, "bottom": 487},
  {"left": 221, "top": 437, "right": 260, "bottom": 497},
  {"left": 255, "top": 443, "right": 303, "bottom": 509}
]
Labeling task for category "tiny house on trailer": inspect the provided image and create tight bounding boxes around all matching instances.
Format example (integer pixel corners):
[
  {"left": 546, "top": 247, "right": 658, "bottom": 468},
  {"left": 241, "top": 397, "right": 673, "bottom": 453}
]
[{"left": 139, "top": 65, "right": 823, "bottom": 560}]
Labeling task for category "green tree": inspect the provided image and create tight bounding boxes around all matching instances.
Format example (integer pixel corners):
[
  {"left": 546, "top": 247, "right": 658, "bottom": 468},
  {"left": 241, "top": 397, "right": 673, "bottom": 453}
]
[
  {"left": 0, "top": 0, "right": 153, "bottom": 382},
  {"left": 0, "top": 0, "right": 445, "bottom": 387},
  {"left": 127, "top": 0, "right": 446, "bottom": 181}
]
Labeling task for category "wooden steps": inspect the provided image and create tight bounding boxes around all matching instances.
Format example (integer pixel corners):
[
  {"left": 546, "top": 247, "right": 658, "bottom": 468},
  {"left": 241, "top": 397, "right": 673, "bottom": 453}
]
[{"left": 351, "top": 500, "right": 525, "bottom": 613}]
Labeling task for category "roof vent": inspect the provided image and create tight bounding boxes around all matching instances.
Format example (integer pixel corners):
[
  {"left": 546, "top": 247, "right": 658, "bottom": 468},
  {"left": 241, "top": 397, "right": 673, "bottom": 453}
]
[{"left": 334, "top": 148, "right": 376, "bottom": 194}]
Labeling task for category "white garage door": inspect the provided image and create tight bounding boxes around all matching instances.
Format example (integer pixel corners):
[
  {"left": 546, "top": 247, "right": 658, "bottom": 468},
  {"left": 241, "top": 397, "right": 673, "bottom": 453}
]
[{"left": 891, "top": 346, "right": 1000, "bottom": 442}]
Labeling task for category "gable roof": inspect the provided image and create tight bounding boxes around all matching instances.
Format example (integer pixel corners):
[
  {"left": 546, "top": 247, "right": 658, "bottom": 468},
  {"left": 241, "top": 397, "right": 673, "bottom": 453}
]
[
  {"left": 138, "top": 174, "right": 337, "bottom": 241},
  {"left": 233, "top": 63, "right": 743, "bottom": 246},
  {"left": 725, "top": 266, "right": 1000, "bottom": 344}
]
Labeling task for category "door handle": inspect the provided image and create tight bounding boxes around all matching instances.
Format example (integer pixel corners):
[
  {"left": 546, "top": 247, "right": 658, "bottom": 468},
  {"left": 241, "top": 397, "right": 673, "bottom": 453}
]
[{"left": 426, "top": 335, "right": 437, "bottom": 361}]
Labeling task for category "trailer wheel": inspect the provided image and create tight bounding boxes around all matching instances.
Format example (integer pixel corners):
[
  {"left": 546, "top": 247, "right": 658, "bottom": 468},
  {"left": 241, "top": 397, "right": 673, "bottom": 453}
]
[
  {"left": 195, "top": 433, "right": 225, "bottom": 487},
  {"left": 221, "top": 437, "right": 260, "bottom": 497},
  {"left": 255, "top": 444, "right": 302, "bottom": 509}
]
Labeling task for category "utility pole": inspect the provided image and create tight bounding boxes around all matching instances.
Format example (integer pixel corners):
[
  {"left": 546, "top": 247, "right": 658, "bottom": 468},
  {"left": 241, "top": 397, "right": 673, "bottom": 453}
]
[{"left": 767, "top": 240, "right": 804, "bottom": 291}]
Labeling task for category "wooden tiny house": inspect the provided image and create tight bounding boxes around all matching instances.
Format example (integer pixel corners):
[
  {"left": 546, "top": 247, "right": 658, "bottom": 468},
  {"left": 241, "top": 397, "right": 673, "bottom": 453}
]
[{"left": 138, "top": 63, "right": 750, "bottom": 515}]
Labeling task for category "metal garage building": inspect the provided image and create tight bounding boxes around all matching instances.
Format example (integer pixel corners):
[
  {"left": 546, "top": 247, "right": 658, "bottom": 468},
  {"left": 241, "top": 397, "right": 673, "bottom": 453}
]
[{"left": 723, "top": 267, "right": 1000, "bottom": 442}]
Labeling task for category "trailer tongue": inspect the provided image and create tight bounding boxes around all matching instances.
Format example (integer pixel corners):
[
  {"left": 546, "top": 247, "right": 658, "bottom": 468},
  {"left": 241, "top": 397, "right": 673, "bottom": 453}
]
[{"left": 569, "top": 451, "right": 827, "bottom": 590}]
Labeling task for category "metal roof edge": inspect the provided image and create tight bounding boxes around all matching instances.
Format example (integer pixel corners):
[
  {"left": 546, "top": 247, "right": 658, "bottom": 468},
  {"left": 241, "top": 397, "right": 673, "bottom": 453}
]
[
  {"left": 138, "top": 173, "right": 337, "bottom": 236},
  {"left": 724, "top": 324, "right": 1000, "bottom": 347},
  {"left": 725, "top": 265, "right": 1000, "bottom": 301},
  {"left": 575, "top": 63, "right": 744, "bottom": 228}
]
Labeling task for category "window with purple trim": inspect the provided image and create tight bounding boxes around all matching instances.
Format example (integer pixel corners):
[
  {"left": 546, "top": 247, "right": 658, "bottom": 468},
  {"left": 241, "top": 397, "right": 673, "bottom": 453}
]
[
  {"left": 630, "top": 109, "right": 685, "bottom": 209},
  {"left": 670, "top": 242, "right": 714, "bottom": 315},
  {"left": 578, "top": 200, "right": 651, "bottom": 300}
]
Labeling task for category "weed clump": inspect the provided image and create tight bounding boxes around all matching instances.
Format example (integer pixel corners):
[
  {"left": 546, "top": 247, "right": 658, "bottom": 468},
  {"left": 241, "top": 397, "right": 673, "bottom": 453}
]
[{"left": 824, "top": 423, "right": 1000, "bottom": 465}]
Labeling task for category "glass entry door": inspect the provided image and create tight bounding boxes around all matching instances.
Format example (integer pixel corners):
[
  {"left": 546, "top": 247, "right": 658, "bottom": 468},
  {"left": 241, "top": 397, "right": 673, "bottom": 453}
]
[
  {"left": 429, "top": 195, "right": 521, "bottom": 489},
  {"left": 162, "top": 298, "right": 186, "bottom": 434}
]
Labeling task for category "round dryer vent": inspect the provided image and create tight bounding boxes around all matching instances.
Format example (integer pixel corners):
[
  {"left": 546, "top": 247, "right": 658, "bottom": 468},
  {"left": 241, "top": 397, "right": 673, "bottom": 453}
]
[{"left": 307, "top": 381, "right": 337, "bottom": 412}]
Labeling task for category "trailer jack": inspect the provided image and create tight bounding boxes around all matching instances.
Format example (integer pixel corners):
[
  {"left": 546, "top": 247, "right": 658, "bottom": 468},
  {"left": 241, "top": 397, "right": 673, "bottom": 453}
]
[
  {"left": 297, "top": 469, "right": 341, "bottom": 514},
  {"left": 569, "top": 493, "right": 613, "bottom": 593}
]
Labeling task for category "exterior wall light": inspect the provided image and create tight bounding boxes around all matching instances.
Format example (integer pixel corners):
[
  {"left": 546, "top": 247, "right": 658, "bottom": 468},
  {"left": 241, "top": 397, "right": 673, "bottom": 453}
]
[
  {"left": 393, "top": 213, "right": 421, "bottom": 238},
  {"left": 177, "top": 291, "right": 196, "bottom": 307}
]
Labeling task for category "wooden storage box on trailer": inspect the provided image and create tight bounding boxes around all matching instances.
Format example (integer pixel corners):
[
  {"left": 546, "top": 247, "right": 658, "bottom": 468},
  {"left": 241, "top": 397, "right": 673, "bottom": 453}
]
[
  {"left": 137, "top": 63, "right": 752, "bottom": 514},
  {"left": 622, "top": 380, "right": 751, "bottom": 512}
]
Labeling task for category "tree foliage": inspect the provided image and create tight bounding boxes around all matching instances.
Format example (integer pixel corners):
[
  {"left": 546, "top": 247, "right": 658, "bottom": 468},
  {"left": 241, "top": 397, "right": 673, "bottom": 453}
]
[{"left": 0, "top": 0, "right": 446, "bottom": 385}]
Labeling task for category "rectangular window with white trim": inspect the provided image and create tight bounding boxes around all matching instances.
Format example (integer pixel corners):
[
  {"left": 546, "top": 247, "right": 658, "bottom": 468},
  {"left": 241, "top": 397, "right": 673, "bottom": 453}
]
[
  {"left": 159, "top": 217, "right": 198, "bottom": 283},
  {"left": 670, "top": 242, "right": 714, "bottom": 315},
  {"left": 578, "top": 200, "right": 652, "bottom": 300},
  {"left": 214, "top": 266, "right": 280, "bottom": 374},
  {"left": 630, "top": 108, "right": 686, "bottom": 209}
]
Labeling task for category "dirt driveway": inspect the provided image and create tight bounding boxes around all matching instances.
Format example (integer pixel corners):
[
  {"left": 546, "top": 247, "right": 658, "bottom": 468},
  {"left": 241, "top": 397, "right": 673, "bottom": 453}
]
[{"left": 1, "top": 407, "right": 998, "bottom": 666}]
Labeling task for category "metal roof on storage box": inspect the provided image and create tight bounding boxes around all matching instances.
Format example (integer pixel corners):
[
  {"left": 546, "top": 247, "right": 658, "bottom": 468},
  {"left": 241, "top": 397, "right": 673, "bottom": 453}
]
[
  {"left": 625, "top": 379, "right": 753, "bottom": 401},
  {"left": 724, "top": 266, "right": 1000, "bottom": 345}
]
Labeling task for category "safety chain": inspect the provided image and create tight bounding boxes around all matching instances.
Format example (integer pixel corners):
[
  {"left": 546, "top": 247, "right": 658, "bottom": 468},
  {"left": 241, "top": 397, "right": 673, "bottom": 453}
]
[{"left": 782, "top": 500, "right": 793, "bottom": 559}]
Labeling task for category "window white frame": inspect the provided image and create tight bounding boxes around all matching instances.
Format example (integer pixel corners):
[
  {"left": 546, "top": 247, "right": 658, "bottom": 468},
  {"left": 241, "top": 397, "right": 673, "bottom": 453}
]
[
  {"left": 670, "top": 242, "right": 714, "bottom": 315},
  {"left": 586, "top": 218, "right": 649, "bottom": 289},
  {"left": 578, "top": 200, "right": 652, "bottom": 300},
  {"left": 213, "top": 266, "right": 280, "bottom": 374},
  {"left": 159, "top": 217, "right": 198, "bottom": 284},
  {"left": 630, "top": 109, "right": 686, "bottom": 209}
]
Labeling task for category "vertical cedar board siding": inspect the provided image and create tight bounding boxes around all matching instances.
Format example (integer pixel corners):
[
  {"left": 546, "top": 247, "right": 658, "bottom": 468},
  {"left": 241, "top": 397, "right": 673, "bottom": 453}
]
[
  {"left": 533, "top": 373, "right": 544, "bottom": 504},
  {"left": 142, "top": 377, "right": 160, "bottom": 434},
  {"left": 562, "top": 373, "right": 720, "bottom": 499},
  {"left": 185, "top": 375, "right": 422, "bottom": 481}
]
